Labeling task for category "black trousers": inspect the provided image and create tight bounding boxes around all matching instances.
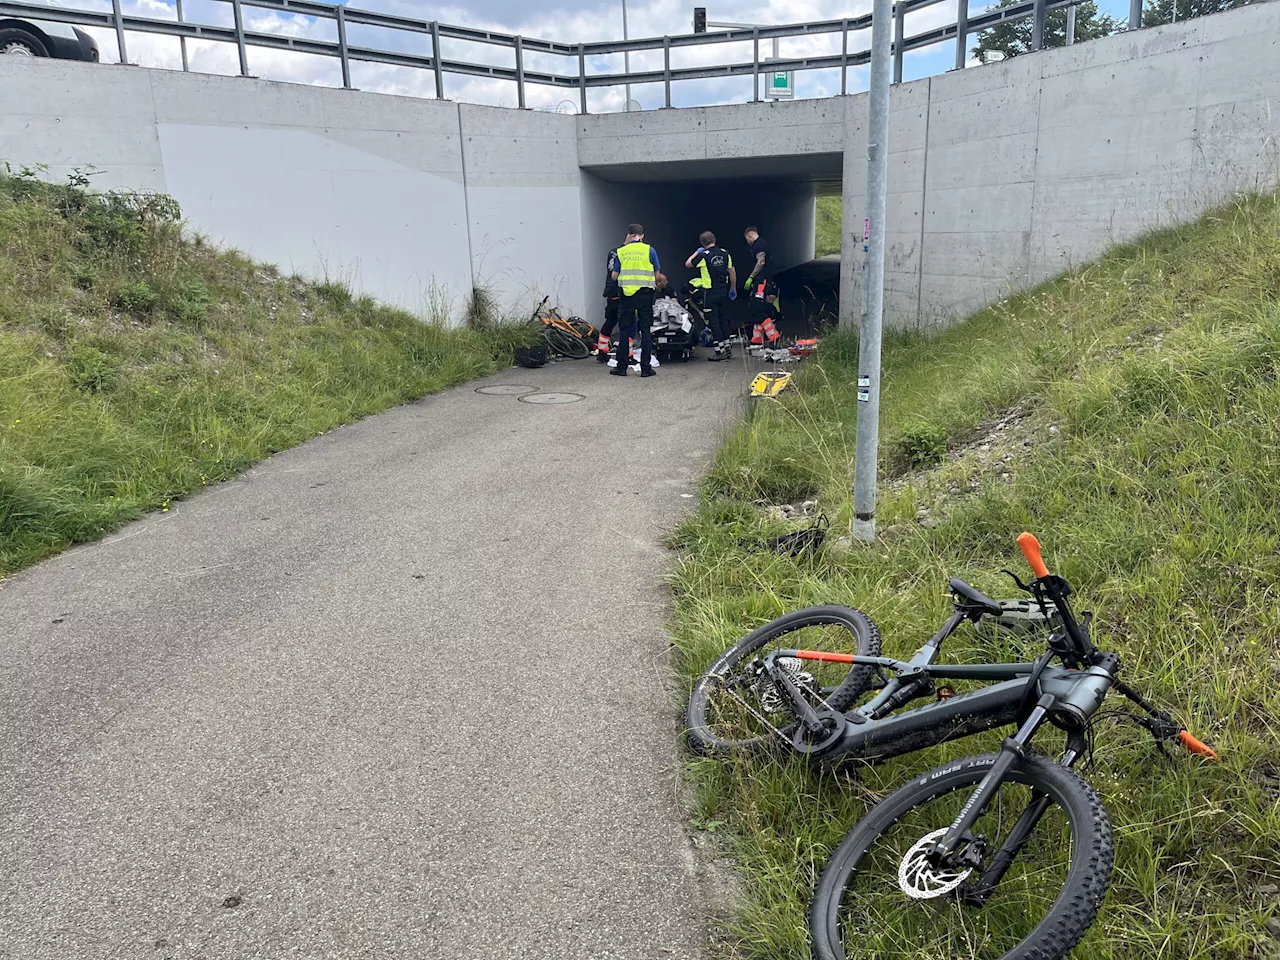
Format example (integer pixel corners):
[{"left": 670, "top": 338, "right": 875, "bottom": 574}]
[
  {"left": 703, "top": 289, "right": 730, "bottom": 343},
  {"left": 749, "top": 279, "right": 778, "bottom": 323},
  {"left": 601, "top": 296, "right": 619, "bottom": 336},
  {"left": 617, "top": 288, "right": 654, "bottom": 368}
]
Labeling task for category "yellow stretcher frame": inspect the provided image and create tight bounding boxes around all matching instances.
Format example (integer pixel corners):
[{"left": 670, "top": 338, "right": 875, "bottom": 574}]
[{"left": 749, "top": 371, "right": 793, "bottom": 397}]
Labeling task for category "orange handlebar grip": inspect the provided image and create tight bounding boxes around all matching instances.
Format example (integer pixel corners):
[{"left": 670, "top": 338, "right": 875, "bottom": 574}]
[
  {"left": 1017, "top": 532, "right": 1050, "bottom": 579},
  {"left": 1177, "top": 730, "right": 1218, "bottom": 761}
]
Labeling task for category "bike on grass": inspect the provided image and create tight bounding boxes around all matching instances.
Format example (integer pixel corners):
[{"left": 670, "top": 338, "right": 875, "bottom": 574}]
[{"left": 685, "top": 533, "right": 1217, "bottom": 960}]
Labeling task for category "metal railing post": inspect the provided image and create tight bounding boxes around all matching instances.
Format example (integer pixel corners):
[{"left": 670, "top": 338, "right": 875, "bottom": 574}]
[
  {"left": 663, "top": 36, "right": 671, "bottom": 107},
  {"left": 841, "top": 18, "right": 849, "bottom": 94},
  {"left": 430, "top": 22, "right": 445, "bottom": 100},
  {"left": 752, "top": 27, "right": 759, "bottom": 102},
  {"left": 512, "top": 35, "right": 527, "bottom": 108},
  {"left": 514, "top": 35, "right": 525, "bottom": 109},
  {"left": 335, "top": 6, "right": 351, "bottom": 88},
  {"left": 955, "top": 0, "right": 968, "bottom": 69},
  {"left": 578, "top": 43, "right": 588, "bottom": 115},
  {"left": 1129, "top": 0, "right": 1142, "bottom": 29},
  {"left": 1032, "top": 0, "right": 1046, "bottom": 50},
  {"left": 175, "top": 0, "right": 188, "bottom": 71},
  {"left": 110, "top": 0, "right": 128, "bottom": 65},
  {"left": 893, "top": 1, "right": 904, "bottom": 83},
  {"left": 230, "top": 0, "right": 249, "bottom": 76},
  {"left": 1067, "top": 3, "right": 1077, "bottom": 44}
]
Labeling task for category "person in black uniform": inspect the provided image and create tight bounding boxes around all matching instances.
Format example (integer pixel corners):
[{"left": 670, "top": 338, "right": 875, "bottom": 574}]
[
  {"left": 743, "top": 225, "right": 781, "bottom": 345},
  {"left": 684, "top": 231, "right": 738, "bottom": 360},
  {"left": 596, "top": 242, "right": 623, "bottom": 362}
]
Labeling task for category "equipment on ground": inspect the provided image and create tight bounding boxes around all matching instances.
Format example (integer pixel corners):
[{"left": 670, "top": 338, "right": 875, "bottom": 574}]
[
  {"left": 685, "top": 532, "right": 1217, "bottom": 960},
  {"left": 749, "top": 371, "right": 792, "bottom": 397}
]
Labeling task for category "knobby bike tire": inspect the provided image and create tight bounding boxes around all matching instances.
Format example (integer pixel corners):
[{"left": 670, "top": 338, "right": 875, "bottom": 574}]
[
  {"left": 543, "top": 324, "right": 590, "bottom": 359},
  {"left": 685, "top": 605, "right": 881, "bottom": 756},
  {"left": 810, "top": 752, "right": 1113, "bottom": 960}
]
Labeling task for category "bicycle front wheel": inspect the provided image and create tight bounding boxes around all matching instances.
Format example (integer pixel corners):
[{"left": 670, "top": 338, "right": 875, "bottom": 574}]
[
  {"left": 810, "top": 752, "right": 1113, "bottom": 960},
  {"left": 686, "top": 606, "right": 881, "bottom": 756},
  {"left": 543, "top": 324, "right": 590, "bottom": 359}
]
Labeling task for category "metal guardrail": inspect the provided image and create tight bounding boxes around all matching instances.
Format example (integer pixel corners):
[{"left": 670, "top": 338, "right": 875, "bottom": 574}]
[{"left": 0, "top": 0, "right": 1138, "bottom": 113}]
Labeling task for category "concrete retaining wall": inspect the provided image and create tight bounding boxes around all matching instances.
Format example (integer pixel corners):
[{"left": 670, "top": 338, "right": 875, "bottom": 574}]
[
  {"left": 851, "top": 2, "right": 1280, "bottom": 328},
  {"left": 0, "top": 60, "right": 582, "bottom": 322}
]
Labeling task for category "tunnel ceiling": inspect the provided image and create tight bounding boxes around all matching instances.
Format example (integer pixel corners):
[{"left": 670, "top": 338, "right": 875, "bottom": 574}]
[{"left": 581, "top": 152, "right": 843, "bottom": 189}]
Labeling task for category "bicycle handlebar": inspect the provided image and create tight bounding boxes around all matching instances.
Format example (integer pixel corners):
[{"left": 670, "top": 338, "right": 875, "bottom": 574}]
[{"left": 1017, "top": 532, "right": 1050, "bottom": 579}]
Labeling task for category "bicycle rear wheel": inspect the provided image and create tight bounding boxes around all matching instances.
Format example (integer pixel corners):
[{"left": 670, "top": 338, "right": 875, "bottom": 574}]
[
  {"left": 543, "top": 324, "right": 590, "bottom": 359},
  {"left": 686, "top": 606, "right": 881, "bottom": 756},
  {"left": 810, "top": 752, "right": 1113, "bottom": 960}
]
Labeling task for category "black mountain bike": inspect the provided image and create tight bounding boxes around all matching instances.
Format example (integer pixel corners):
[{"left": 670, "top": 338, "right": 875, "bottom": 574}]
[{"left": 686, "top": 533, "right": 1216, "bottom": 960}]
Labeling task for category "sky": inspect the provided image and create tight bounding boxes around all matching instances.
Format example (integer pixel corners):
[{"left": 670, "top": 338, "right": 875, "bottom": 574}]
[{"left": 55, "top": 0, "right": 1137, "bottom": 113}]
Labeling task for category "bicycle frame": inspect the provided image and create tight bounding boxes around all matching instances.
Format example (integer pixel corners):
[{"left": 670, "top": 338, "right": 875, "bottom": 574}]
[{"left": 762, "top": 609, "right": 1116, "bottom": 768}]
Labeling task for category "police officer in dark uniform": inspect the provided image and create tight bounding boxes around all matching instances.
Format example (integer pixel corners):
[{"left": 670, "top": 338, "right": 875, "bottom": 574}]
[{"left": 595, "top": 242, "right": 623, "bottom": 362}]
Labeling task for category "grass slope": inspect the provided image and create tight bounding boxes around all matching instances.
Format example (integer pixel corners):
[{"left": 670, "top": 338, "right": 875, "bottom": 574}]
[
  {"left": 672, "top": 191, "right": 1280, "bottom": 958},
  {"left": 815, "top": 196, "right": 842, "bottom": 258},
  {"left": 0, "top": 170, "right": 530, "bottom": 576}
]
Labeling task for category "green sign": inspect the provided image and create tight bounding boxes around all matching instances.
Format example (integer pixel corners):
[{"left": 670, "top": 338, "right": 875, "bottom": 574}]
[
  {"left": 764, "top": 60, "right": 793, "bottom": 99},
  {"left": 772, "top": 72, "right": 788, "bottom": 88}
]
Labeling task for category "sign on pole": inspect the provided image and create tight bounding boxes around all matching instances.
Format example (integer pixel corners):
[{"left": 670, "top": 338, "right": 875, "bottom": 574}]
[{"left": 763, "top": 58, "right": 793, "bottom": 99}]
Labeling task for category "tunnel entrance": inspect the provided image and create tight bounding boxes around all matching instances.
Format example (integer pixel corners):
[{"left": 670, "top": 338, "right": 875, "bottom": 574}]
[{"left": 579, "top": 153, "right": 843, "bottom": 340}]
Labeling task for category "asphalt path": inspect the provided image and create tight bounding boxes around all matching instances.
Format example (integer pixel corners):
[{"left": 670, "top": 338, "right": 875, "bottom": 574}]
[{"left": 1, "top": 357, "right": 748, "bottom": 960}]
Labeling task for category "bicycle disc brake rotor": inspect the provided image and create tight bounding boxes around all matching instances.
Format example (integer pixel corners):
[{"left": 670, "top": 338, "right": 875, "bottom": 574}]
[
  {"left": 754, "top": 656, "right": 818, "bottom": 713},
  {"left": 897, "top": 828, "right": 974, "bottom": 900}
]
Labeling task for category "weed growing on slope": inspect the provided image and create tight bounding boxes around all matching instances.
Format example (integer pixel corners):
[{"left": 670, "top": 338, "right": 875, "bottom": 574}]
[
  {"left": 671, "top": 191, "right": 1280, "bottom": 959},
  {"left": 0, "top": 169, "right": 534, "bottom": 576}
]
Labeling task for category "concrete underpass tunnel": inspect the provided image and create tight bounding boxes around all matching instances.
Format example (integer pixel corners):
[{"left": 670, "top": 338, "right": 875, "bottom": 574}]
[{"left": 579, "top": 152, "right": 843, "bottom": 339}]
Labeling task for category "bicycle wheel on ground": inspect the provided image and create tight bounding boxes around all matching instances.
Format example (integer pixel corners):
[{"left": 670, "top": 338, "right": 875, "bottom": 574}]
[
  {"left": 543, "top": 324, "right": 590, "bottom": 359},
  {"left": 810, "top": 752, "right": 1113, "bottom": 960},
  {"left": 686, "top": 606, "right": 881, "bottom": 756}
]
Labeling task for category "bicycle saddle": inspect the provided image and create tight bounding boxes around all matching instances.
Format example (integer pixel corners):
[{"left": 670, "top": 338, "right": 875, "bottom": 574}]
[{"left": 948, "top": 577, "right": 1003, "bottom": 617}]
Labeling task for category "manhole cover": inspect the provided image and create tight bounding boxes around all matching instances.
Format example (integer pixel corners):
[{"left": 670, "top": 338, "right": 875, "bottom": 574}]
[
  {"left": 518, "top": 392, "right": 584, "bottom": 405},
  {"left": 476, "top": 384, "right": 537, "bottom": 396}
]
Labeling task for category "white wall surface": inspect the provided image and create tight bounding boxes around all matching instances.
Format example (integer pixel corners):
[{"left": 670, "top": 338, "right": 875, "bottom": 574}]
[{"left": 0, "top": 61, "right": 583, "bottom": 322}]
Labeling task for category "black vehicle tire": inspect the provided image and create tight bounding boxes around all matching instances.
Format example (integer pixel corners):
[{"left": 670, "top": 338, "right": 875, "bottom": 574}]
[
  {"left": 686, "top": 605, "right": 881, "bottom": 756},
  {"left": 0, "top": 27, "right": 50, "bottom": 57},
  {"left": 543, "top": 325, "right": 590, "bottom": 359},
  {"left": 810, "top": 752, "right": 1113, "bottom": 960}
]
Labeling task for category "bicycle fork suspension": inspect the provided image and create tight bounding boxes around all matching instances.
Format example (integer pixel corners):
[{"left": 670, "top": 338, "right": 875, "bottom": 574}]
[{"left": 932, "top": 695, "right": 1056, "bottom": 862}]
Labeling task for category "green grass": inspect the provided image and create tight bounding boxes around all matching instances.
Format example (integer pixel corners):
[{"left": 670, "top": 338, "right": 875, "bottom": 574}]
[
  {"left": 672, "top": 191, "right": 1280, "bottom": 958},
  {"left": 0, "top": 168, "right": 538, "bottom": 577},
  {"left": 815, "top": 196, "right": 842, "bottom": 258}
]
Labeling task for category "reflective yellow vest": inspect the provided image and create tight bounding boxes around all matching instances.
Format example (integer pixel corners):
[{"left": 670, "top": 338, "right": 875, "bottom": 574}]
[{"left": 616, "top": 242, "right": 656, "bottom": 295}]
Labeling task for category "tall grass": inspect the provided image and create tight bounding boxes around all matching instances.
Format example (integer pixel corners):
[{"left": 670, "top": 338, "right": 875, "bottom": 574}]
[
  {"left": 815, "top": 196, "right": 842, "bottom": 258},
  {"left": 672, "top": 191, "right": 1280, "bottom": 958},
  {"left": 0, "top": 168, "right": 537, "bottom": 576}
]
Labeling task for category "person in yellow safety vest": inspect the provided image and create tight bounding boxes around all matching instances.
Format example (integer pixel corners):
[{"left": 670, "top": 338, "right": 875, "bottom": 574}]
[
  {"left": 684, "top": 230, "right": 737, "bottom": 361},
  {"left": 609, "top": 223, "right": 663, "bottom": 378},
  {"left": 743, "top": 225, "right": 781, "bottom": 346}
]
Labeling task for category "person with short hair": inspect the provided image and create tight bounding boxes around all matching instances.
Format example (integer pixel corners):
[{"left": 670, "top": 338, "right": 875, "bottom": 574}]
[
  {"left": 743, "top": 226, "right": 780, "bottom": 346},
  {"left": 685, "top": 230, "right": 737, "bottom": 361},
  {"left": 610, "top": 223, "right": 662, "bottom": 378}
]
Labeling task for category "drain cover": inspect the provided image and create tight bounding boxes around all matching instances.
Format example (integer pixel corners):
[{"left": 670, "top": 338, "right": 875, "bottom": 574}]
[
  {"left": 476, "top": 384, "right": 537, "bottom": 395},
  {"left": 518, "top": 392, "right": 584, "bottom": 405}
]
